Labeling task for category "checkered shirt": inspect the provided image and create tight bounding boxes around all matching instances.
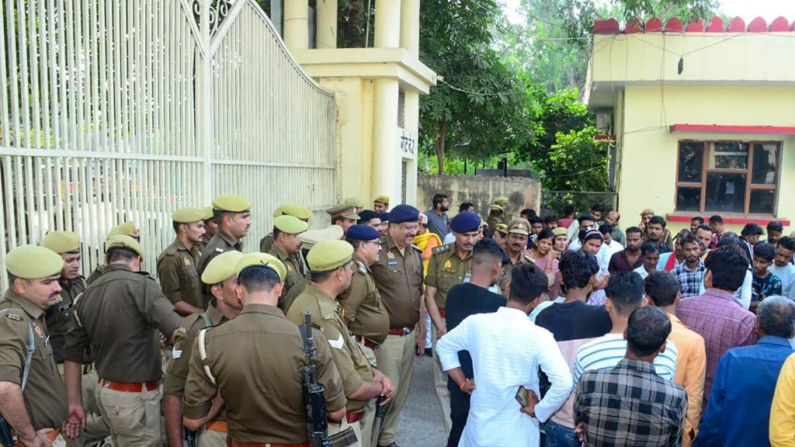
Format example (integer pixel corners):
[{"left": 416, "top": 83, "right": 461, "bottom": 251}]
[
  {"left": 676, "top": 289, "right": 757, "bottom": 403},
  {"left": 672, "top": 260, "right": 706, "bottom": 298},
  {"left": 574, "top": 359, "right": 688, "bottom": 447}
]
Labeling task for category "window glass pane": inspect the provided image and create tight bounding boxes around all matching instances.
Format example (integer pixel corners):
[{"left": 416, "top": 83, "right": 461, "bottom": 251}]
[
  {"left": 676, "top": 187, "right": 701, "bottom": 212},
  {"left": 707, "top": 142, "right": 748, "bottom": 169},
  {"left": 705, "top": 173, "right": 746, "bottom": 213},
  {"left": 752, "top": 144, "right": 778, "bottom": 185},
  {"left": 678, "top": 142, "right": 703, "bottom": 183},
  {"left": 749, "top": 190, "right": 775, "bottom": 214}
]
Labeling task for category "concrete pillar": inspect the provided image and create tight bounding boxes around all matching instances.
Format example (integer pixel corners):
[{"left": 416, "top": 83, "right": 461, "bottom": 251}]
[
  {"left": 316, "top": 0, "right": 338, "bottom": 49},
  {"left": 403, "top": 90, "right": 420, "bottom": 206},
  {"left": 372, "top": 79, "right": 401, "bottom": 202},
  {"left": 284, "top": 0, "right": 309, "bottom": 50},
  {"left": 374, "top": 0, "right": 401, "bottom": 48},
  {"left": 400, "top": 0, "right": 420, "bottom": 54}
]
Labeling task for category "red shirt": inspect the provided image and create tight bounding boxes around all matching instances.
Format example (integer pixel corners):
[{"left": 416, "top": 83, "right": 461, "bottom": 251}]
[{"left": 558, "top": 218, "right": 575, "bottom": 229}]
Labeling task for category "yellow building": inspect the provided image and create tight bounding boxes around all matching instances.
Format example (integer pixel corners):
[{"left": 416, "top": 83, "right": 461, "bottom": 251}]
[
  {"left": 587, "top": 16, "right": 795, "bottom": 233},
  {"left": 279, "top": 0, "right": 437, "bottom": 207}
]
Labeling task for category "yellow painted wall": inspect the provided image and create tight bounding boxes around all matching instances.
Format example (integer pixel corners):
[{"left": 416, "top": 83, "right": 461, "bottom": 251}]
[{"left": 617, "top": 84, "right": 795, "bottom": 234}]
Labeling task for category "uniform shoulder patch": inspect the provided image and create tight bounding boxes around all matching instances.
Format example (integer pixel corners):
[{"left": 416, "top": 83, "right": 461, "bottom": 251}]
[
  {"left": 5, "top": 312, "right": 22, "bottom": 321},
  {"left": 327, "top": 333, "right": 345, "bottom": 350}
]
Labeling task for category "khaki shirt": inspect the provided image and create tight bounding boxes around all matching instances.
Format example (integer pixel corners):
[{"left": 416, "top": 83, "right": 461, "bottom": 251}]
[
  {"left": 486, "top": 216, "right": 503, "bottom": 236},
  {"left": 259, "top": 233, "right": 275, "bottom": 253},
  {"left": 280, "top": 278, "right": 308, "bottom": 314},
  {"left": 198, "top": 230, "right": 242, "bottom": 275},
  {"left": 85, "top": 265, "right": 104, "bottom": 285},
  {"left": 286, "top": 285, "right": 373, "bottom": 412},
  {"left": 268, "top": 246, "right": 305, "bottom": 302},
  {"left": 157, "top": 239, "right": 203, "bottom": 309},
  {"left": 163, "top": 303, "right": 227, "bottom": 397},
  {"left": 338, "top": 258, "right": 390, "bottom": 345},
  {"left": 183, "top": 304, "right": 346, "bottom": 444},
  {"left": 370, "top": 234, "right": 424, "bottom": 329},
  {"left": 45, "top": 276, "right": 86, "bottom": 364},
  {"left": 0, "top": 290, "right": 68, "bottom": 430},
  {"left": 64, "top": 264, "right": 181, "bottom": 382},
  {"left": 425, "top": 244, "right": 471, "bottom": 310},
  {"left": 499, "top": 249, "right": 535, "bottom": 292}
]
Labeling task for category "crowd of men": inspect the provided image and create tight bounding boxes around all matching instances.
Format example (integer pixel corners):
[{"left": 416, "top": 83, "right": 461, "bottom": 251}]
[{"left": 2, "top": 192, "right": 795, "bottom": 447}]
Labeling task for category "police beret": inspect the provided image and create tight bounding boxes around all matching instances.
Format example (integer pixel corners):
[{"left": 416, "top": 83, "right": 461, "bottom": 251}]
[
  {"left": 388, "top": 205, "right": 420, "bottom": 224},
  {"left": 307, "top": 240, "right": 353, "bottom": 272},
  {"left": 107, "top": 221, "right": 139, "bottom": 240},
  {"left": 327, "top": 203, "right": 360, "bottom": 220},
  {"left": 357, "top": 210, "right": 379, "bottom": 223},
  {"left": 201, "top": 250, "right": 244, "bottom": 285},
  {"left": 494, "top": 224, "right": 508, "bottom": 235},
  {"left": 347, "top": 225, "right": 380, "bottom": 241},
  {"left": 344, "top": 197, "right": 367, "bottom": 208},
  {"left": 235, "top": 253, "right": 286, "bottom": 282},
  {"left": 494, "top": 196, "right": 509, "bottom": 205},
  {"left": 508, "top": 218, "right": 531, "bottom": 236},
  {"left": 274, "top": 204, "right": 312, "bottom": 221},
  {"left": 200, "top": 206, "right": 215, "bottom": 221},
  {"left": 106, "top": 235, "right": 144, "bottom": 258},
  {"left": 172, "top": 207, "right": 204, "bottom": 224},
  {"left": 374, "top": 195, "right": 390, "bottom": 204},
  {"left": 6, "top": 245, "right": 64, "bottom": 279},
  {"left": 274, "top": 215, "right": 309, "bottom": 235},
  {"left": 212, "top": 194, "right": 251, "bottom": 213},
  {"left": 298, "top": 225, "right": 344, "bottom": 249},
  {"left": 552, "top": 227, "right": 568, "bottom": 237},
  {"left": 379, "top": 212, "right": 390, "bottom": 222},
  {"left": 40, "top": 231, "right": 80, "bottom": 254},
  {"left": 450, "top": 212, "right": 482, "bottom": 233}
]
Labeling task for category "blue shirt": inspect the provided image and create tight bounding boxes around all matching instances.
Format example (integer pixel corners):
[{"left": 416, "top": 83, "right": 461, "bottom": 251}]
[
  {"left": 425, "top": 209, "right": 448, "bottom": 240},
  {"left": 696, "top": 336, "right": 793, "bottom": 447}
]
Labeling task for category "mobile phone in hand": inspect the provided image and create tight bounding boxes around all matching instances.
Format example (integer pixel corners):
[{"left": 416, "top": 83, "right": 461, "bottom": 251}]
[{"left": 515, "top": 386, "right": 529, "bottom": 407}]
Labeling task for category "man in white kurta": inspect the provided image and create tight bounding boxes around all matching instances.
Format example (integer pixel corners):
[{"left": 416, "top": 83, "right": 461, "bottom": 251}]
[{"left": 437, "top": 263, "right": 572, "bottom": 447}]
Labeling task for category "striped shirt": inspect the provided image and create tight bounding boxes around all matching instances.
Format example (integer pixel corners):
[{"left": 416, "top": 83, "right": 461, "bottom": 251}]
[{"left": 573, "top": 333, "right": 678, "bottom": 385}]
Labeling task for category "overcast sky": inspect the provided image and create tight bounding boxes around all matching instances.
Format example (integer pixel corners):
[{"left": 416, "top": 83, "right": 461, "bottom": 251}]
[{"left": 503, "top": 0, "right": 795, "bottom": 24}]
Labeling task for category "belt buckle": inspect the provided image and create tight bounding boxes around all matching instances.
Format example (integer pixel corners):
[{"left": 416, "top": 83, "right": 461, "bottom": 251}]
[{"left": 402, "top": 327, "right": 410, "bottom": 335}]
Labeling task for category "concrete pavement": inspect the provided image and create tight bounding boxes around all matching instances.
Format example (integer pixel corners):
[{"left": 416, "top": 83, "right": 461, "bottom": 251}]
[{"left": 395, "top": 353, "right": 448, "bottom": 447}]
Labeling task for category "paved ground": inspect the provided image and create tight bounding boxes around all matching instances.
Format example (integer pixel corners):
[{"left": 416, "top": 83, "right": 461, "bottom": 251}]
[{"left": 395, "top": 353, "right": 448, "bottom": 447}]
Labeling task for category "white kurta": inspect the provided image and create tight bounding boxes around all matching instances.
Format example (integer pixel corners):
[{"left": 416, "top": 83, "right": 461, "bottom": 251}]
[{"left": 437, "top": 307, "right": 572, "bottom": 447}]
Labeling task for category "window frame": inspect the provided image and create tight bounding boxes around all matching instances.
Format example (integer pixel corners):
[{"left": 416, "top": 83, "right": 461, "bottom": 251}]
[{"left": 675, "top": 140, "right": 781, "bottom": 216}]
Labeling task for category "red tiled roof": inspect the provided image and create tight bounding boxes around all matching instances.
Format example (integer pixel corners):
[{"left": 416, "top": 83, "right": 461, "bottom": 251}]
[{"left": 593, "top": 16, "right": 795, "bottom": 34}]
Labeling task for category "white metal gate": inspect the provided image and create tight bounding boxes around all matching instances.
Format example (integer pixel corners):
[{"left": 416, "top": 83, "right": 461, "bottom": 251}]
[{"left": 0, "top": 0, "right": 338, "bottom": 288}]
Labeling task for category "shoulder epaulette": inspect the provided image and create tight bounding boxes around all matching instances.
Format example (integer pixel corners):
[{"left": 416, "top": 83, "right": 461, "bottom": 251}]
[
  {"left": 356, "top": 260, "right": 367, "bottom": 274},
  {"left": 0, "top": 308, "right": 24, "bottom": 322},
  {"left": 411, "top": 244, "right": 423, "bottom": 252},
  {"left": 432, "top": 243, "right": 453, "bottom": 255}
]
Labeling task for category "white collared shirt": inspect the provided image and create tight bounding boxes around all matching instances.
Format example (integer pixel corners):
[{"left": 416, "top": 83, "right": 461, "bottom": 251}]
[{"left": 437, "top": 307, "right": 572, "bottom": 447}]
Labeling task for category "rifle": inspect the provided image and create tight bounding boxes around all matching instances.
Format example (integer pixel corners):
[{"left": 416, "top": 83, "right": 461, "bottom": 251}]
[
  {"left": 184, "top": 427, "right": 197, "bottom": 447},
  {"left": 0, "top": 416, "right": 15, "bottom": 447},
  {"left": 299, "top": 311, "right": 330, "bottom": 447}
]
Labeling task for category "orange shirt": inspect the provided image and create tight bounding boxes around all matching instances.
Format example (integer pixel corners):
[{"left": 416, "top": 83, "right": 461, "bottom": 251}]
[{"left": 668, "top": 313, "right": 707, "bottom": 447}]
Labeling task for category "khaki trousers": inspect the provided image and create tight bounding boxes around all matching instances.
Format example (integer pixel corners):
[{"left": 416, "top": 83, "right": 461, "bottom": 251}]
[
  {"left": 60, "top": 369, "right": 111, "bottom": 447},
  {"left": 197, "top": 429, "right": 226, "bottom": 447},
  {"left": 375, "top": 330, "right": 416, "bottom": 446},
  {"left": 356, "top": 342, "right": 378, "bottom": 447},
  {"left": 431, "top": 322, "right": 452, "bottom": 435},
  {"left": 327, "top": 415, "right": 361, "bottom": 447},
  {"left": 96, "top": 385, "right": 162, "bottom": 447}
]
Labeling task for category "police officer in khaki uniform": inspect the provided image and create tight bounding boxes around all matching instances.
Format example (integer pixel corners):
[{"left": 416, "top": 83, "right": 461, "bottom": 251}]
[
  {"left": 499, "top": 218, "right": 535, "bottom": 291},
  {"left": 198, "top": 206, "right": 217, "bottom": 255},
  {"left": 0, "top": 246, "right": 68, "bottom": 447},
  {"left": 424, "top": 211, "right": 483, "bottom": 435},
  {"left": 287, "top": 240, "right": 394, "bottom": 447},
  {"left": 280, "top": 225, "right": 345, "bottom": 314},
  {"left": 338, "top": 225, "right": 391, "bottom": 446},
  {"left": 86, "top": 221, "right": 140, "bottom": 285},
  {"left": 494, "top": 196, "right": 512, "bottom": 221},
  {"left": 373, "top": 196, "right": 390, "bottom": 214},
  {"left": 158, "top": 208, "right": 206, "bottom": 315},
  {"left": 344, "top": 197, "right": 367, "bottom": 215},
  {"left": 268, "top": 215, "right": 309, "bottom": 307},
  {"left": 259, "top": 204, "right": 312, "bottom": 253},
  {"left": 39, "top": 232, "right": 110, "bottom": 447},
  {"left": 182, "top": 253, "right": 347, "bottom": 445},
  {"left": 370, "top": 205, "right": 425, "bottom": 447},
  {"left": 485, "top": 205, "right": 505, "bottom": 238},
  {"left": 328, "top": 204, "right": 361, "bottom": 237},
  {"left": 164, "top": 251, "right": 244, "bottom": 447},
  {"left": 198, "top": 195, "right": 252, "bottom": 275},
  {"left": 63, "top": 235, "right": 181, "bottom": 447}
]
